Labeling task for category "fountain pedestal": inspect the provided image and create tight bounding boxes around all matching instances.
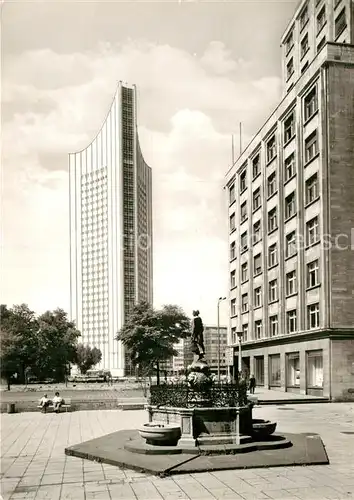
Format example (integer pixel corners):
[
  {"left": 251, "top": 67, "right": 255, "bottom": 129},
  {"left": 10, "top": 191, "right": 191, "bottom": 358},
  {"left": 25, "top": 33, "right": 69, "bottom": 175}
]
[{"left": 147, "top": 404, "right": 253, "bottom": 446}]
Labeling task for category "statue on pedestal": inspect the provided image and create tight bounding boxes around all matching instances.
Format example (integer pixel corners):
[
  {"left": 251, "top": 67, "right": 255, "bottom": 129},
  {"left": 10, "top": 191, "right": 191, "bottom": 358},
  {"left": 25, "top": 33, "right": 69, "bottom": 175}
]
[{"left": 190, "top": 310, "right": 205, "bottom": 361}]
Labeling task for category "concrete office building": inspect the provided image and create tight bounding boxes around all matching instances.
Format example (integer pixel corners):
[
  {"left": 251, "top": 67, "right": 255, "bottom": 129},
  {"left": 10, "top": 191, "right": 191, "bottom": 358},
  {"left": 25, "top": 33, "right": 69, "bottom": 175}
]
[
  {"left": 225, "top": 0, "right": 354, "bottom": 400},
  {"left": 69, "top": 82, "right": 153, "bottom": 377}
]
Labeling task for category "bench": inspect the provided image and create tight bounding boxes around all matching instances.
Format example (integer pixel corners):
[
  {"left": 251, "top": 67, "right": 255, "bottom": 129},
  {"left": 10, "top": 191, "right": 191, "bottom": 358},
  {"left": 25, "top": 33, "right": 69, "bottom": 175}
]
[{"left": 37, "top": 398, "right": 72, "bottom": 413}]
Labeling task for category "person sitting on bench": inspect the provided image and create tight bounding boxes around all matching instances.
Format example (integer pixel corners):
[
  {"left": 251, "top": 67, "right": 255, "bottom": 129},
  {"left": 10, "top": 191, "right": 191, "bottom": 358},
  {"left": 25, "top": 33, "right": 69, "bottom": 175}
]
[
  {"left": 39, "top": 394, "right": 50, "bottom": 413},
  {"left": 52, "top": 392, "right": 64, "bottom": 413}
]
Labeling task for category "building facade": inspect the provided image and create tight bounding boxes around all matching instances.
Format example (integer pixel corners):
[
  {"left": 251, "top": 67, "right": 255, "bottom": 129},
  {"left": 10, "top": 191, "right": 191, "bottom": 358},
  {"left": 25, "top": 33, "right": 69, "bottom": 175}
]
[
  {"left": 69, "top": 82, "right": 153, "bottom": 377},
  {"left": 225, "top": 0, "right": 354, "bottom": 401}
]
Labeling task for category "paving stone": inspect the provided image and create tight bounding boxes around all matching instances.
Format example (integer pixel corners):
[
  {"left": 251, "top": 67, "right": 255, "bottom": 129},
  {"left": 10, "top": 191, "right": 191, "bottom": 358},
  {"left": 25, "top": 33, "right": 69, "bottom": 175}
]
[
  {"left": 107, "top": 483, "right": 137, "bottom": 498},
  {"left": 2, "top": 404, "right": 354, "bottom": 499}
]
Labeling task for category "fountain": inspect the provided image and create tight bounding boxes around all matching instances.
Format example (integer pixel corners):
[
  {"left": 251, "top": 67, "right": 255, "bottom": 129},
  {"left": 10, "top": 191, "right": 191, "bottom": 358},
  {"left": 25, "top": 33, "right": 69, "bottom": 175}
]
[
  {"left": 65, "top": 311, "right": 329, "bottom": 474},
  {"left": 128, "top": 357, "right": 287, "bottom": 455}
]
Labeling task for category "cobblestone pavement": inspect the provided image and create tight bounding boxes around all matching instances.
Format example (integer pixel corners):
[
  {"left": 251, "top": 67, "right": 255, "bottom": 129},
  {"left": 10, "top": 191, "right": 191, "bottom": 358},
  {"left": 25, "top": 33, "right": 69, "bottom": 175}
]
[{"left": 1, "top": 403, "right": 354, "bottom": 500}]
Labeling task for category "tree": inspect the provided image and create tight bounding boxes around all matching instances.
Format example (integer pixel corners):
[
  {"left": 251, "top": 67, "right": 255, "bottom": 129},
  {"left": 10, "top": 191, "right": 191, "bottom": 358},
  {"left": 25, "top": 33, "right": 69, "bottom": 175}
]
[
  {"left": 75, "top": 344, "right": 102, "bottom": 374},
  {"left": 0, "top": 305, "right": 81, "bottom": 385},
  {"left": 0, "top": 304, "right": 38, "bottom": 388},
  {"left": 116, "top": 301, "right": 190, "bottom": 385},
  {"left": 0, "top": 328, "right": 19, "bottom": 390},
  {"left": 34, "top": 309, "right": 81, "bottom": 381}
]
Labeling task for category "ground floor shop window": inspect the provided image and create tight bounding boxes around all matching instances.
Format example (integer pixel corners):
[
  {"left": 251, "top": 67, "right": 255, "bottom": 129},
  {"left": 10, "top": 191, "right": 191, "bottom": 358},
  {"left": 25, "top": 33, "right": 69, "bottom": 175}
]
[
  {"left": 254, "top": 356, "right": 264, "bottom": 386},
  {"left": 269, "top": 354, "right": 281, "bottom": 386},
  {"left": 286, "top": 352, "right": 300, "bottom": 387},
  {"left": 306, "top": 350, "right": 323, "bottom": 388}
]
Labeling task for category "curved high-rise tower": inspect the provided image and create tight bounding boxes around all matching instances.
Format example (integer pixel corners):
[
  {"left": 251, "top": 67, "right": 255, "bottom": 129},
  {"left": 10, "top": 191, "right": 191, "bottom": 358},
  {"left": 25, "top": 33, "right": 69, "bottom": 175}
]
[{"left": 69, "top": 82, "right": 153, "bottom": 377}]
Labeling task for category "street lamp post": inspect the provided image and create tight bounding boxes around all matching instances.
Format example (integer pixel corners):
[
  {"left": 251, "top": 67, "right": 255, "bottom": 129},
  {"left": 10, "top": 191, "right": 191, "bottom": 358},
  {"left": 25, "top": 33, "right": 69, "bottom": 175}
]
[
  {"left": 236, "top": 328, "right": 243, "bottom": 380},
  {"left": 217, "top": 297, "right": 227, "bottom": 382}
]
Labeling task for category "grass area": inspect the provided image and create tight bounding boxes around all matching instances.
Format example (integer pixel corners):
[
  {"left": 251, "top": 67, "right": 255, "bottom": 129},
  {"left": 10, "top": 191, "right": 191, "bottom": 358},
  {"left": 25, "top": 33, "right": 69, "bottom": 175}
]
[{"left": 0, "top": 382, "right": 146, "bottom": 402}]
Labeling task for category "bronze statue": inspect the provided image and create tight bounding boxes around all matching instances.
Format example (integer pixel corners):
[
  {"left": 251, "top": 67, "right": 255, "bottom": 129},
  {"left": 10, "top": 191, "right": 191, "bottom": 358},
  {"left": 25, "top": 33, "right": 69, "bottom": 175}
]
[{"left": 191, "top": 310, "right": 205, "bottom": 360}]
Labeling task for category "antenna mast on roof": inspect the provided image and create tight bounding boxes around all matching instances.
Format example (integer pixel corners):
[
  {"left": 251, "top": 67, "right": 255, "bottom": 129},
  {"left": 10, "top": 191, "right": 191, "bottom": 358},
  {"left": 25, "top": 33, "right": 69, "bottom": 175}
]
[
  {"left": 239, "top": 122, "right": 243, "bottom": 156},
  {"left": 231, "top": 135, "right": 235, "bottom": 165}
]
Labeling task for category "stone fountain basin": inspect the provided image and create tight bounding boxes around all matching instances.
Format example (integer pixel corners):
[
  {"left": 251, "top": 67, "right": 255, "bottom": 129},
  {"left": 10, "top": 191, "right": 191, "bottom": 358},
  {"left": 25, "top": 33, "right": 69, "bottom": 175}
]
[
  {"left": 252, "top": 419, "right": 277, "bottom": 437},
  {"left": 139, "top": 423, "right": 181, "bottom": 446}
]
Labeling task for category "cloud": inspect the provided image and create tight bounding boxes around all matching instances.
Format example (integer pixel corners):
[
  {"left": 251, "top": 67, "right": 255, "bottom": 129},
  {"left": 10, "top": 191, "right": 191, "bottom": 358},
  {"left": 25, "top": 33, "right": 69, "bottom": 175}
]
[
  {"left": 2, "top": 39, "right": 281, "bottom": 323},
  {"left": 200, "top": 41, "right": 239, "bottom": 75}
]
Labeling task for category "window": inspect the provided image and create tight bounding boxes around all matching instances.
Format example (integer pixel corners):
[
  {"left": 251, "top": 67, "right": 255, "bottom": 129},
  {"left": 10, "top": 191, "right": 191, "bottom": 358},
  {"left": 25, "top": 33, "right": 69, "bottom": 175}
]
[
  {"left": 252, "top": 154, "right": 260, "bottom": 178},
  {"left": 307, "top": 350, "right": 323, "bottom": 387},
  {"left": 230, "top": 213, "right": 235, "bottom": 232},
  {"left": 266, "top": 135, "right": 277, "bottom": 163},
  {"left": 299, "top": 4, "right": 309, "bottom": 31},
  {"left": 230, "top": 270, "right": 236, "bottom": 289},
  {"left": 240, "top": 169, "right": 247, "bottom": 193},
  {"left": 286, "top": 230, "right": 297, "bottom": 258},
  {"left": 254, "top": 253, "right": 262, "bottom": 276},
  {"left": 230, "top": 241, "right": 236, "bottom": 261},
  {"left": 317, "top": 36, "right": 326, "bottom": 53},
  {"left": 255, "top": 320, "right": 262, "bottom": 340},
  {"left": 241, "top": 293, "right": 248, "bottom": 313},
  {"left": 317, "top": 6, "right": 326, "bottom": 33},
  {"left": 305, "top": 131, "right": 318, "bottom": 163},
  {"left": 253, "top": 220, "right": 261, "bottom": 244},
  {"left": 306, "top": 216, "right": 319, "bottom": 246},
  {"left": 255, "top": 356, "right": 264, "bottom": 385},
  {"left": 286, "top": 270, "right": 297, "bottom": 296},
  {"left": 231, "top": 298, "right": 237, "bottom": 317},
  {"left": 301, "top": 34, "right": 309, "bottom": 58},
  {"left": 269, "top": 315, "right": 278, "bottom": 337},
  {"left": 301, "top": 62, "right": 309, "bottom": 74},
  {"left": 286, "top": 353, "right": 300, "bottom": 387},
  {"left": 241, "top": 231, "right": 248, "bottom": 252},
  {"left": 285, "top": 153, "right": 296, "bottom": 181},
  {"left": 308, "top": 303, "right": 320, "bottom": 329},
  {"left": 285, "top": 191, "right": 296, "bottom": 219},
  {"left": 241, "top": 262, "right": 248, "bottom": 282},
  {"left": 269, "top": 354, "right": 281, "bottom": 386},
  {"left": 287, "top": 310, "right": 297, "bottom": 333},
  {"left": 229, "top": 184, "right": 235, "bottom": 205},
  {"left": 253, "top": 188, "right": 261, "bottom": 211},
  {"left": 285, "top": 30, "right": 294, "bottom": 54},
  {"left": 242, "top": 324, "right": 248, "bottom": 342},
  {"left": 306, "top": 173, "right": 319, "bottom": 204},
  {"left": 268, "top": 207, "right": 278, "bottom": 232},
  {"left": 268, "top": 243, "right": 278, "bottom": 267},
  {"left": 240, "top": 201, "right": 247, "bottom": 222},
  {"left": 254, "top": 287, "right": 262, "bottom": 308},
  {"left": 267, "top": 172, "right": 277, "bottom": 197},
  {"left": 284, "top": 111, "right": 295, "bottom": 143},
  {"left": 286, "top": 58, "right": 294, "bottom": 80},
  {"left": 307, "top": 259, "right": 319, "bottom": 288},
  {"left": 269, "top": 279, "right": 278, "bottom": 302},
  {"left": 304, "top": 87, "right": 318, "bottom": 122},
  {"left": 335, "top": 8, "right": 346, "bottom": 39}
]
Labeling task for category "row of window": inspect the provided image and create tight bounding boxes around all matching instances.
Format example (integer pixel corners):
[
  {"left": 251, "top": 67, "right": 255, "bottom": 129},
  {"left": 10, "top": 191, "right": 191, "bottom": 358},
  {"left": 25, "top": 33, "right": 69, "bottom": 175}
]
[
  {"left": 234, "top": 172, "right": 319, "bottom": 230},
  {"left": 254, "top": 350, "right": 323, "bottom": 388},
  {"left": 230, "top": 128, "right": 319, "bottom": 207},
  {"left": 231, "top": 302, "right": 320, "bottom": 342},
  {"left": 285, "top": 2, "right": 346, "bottom": 55},
  {"left": 231, "top": 214, "right": 319, "bottom": 258},
  {"left": 231, "top": 258, "right": 319, "bottom": 300}
]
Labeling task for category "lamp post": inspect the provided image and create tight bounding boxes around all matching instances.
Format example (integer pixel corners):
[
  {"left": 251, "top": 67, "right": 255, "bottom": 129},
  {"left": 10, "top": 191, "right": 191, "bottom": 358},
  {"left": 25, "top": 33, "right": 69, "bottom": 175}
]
[
  {"left": 217, "top": 296, "right": 227, "bottom": 382},
  {"left": 236, "top": 328, "right": 243, "bottom": 380}
]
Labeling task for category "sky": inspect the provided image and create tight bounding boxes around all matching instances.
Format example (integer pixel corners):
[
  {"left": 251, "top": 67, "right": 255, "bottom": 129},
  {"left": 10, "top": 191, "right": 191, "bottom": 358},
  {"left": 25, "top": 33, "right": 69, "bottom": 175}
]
[{"left": 1, "top": 0, "right": 298, "bottom": 327}]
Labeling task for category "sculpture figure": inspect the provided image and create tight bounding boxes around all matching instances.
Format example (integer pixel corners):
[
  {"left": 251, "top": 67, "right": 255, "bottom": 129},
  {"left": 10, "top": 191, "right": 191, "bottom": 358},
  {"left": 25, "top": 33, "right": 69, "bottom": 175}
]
[{"left": 191, "top": 310, "right": 205, "bottom": 360}]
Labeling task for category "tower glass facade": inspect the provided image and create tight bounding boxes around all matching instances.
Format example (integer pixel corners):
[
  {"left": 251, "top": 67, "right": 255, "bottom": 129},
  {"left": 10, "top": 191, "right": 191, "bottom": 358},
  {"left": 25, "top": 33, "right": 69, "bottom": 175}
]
[{"left": 69, "top": 82, "right": 153, "bottom": 377}]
